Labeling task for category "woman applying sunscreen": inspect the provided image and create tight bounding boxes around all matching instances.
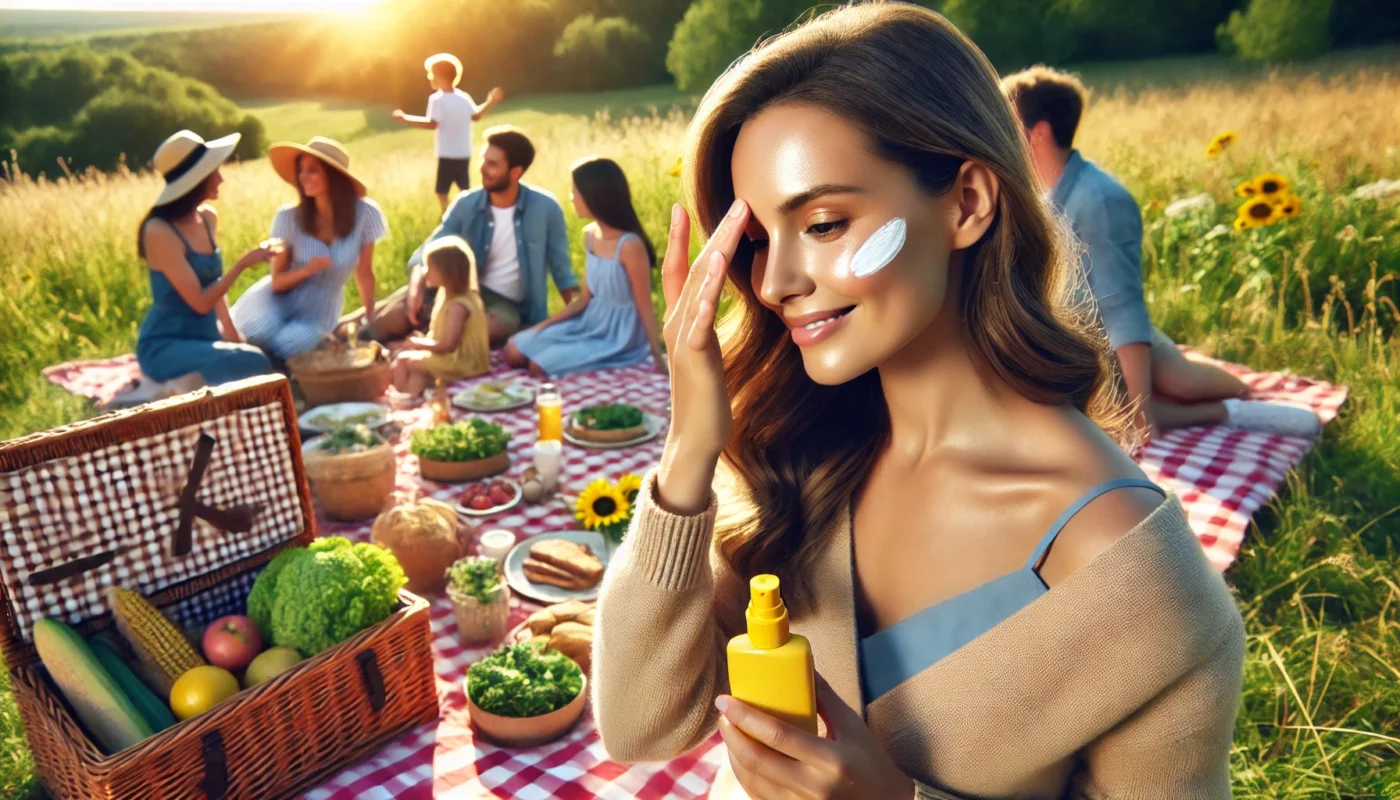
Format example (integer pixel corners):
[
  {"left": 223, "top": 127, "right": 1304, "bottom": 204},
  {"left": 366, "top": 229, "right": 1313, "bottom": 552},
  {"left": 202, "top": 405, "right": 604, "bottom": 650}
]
[{"left": 591, "top": 4, "right": 1243, "bottom": 800}]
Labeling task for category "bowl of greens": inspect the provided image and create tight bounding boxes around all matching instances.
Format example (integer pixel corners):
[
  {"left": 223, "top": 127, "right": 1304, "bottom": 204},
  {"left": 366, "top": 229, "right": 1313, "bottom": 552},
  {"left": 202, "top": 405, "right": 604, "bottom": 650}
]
[
  {"left": 411, "top": 418, "right": 511, "bottom": 483},
  {"left": 465, "top": 642, "right": 587, "bottom": 747},
  {"left": 301, "top": 425, "right": 395, "bottom": 521},
  {"left": 563, "top": 403, "right": 659, "bottom": 447}
]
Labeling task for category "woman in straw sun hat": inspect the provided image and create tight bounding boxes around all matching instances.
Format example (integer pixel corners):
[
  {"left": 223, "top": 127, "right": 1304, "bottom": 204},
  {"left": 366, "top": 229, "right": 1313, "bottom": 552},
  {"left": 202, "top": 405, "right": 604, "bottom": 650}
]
[
  {"left": 135, "top": 129, "right": 277, "bottom": 390},
  {"left": 230, "top": 136, "right": 389, "bottom": 361}
]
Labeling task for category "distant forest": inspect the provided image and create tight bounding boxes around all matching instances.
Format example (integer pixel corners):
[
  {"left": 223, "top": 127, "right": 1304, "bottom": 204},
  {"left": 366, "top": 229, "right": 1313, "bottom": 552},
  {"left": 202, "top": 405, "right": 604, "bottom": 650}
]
[{"left": 2, "top": 0, "right": 1398, "bottom": 177}]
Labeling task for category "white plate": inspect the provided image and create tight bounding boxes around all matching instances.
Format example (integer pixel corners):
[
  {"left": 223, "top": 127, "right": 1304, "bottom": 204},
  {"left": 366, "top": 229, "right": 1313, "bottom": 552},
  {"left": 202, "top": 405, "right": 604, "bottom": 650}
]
[
  {"left": 453, "top": 382, "right": 534, "bottom": 413},
  {"left": 561, "top": 411, "right": 666, "bottom": 450},
  {"left": 453, "top": 477, "right": 523, "bottom": 517},
  {"left": 299, "top": 402, "right": 390, "bottom": 433},
  {"left": 504, "top": 530, "right": 610, "bottom": 604}
]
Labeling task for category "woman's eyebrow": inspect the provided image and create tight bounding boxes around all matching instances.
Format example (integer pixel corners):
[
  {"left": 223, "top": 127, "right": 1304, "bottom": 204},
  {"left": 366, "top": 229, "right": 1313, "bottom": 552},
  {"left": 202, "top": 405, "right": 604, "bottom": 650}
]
[{"left": 778, "top": 183, "right": 865, "bottom": 215}]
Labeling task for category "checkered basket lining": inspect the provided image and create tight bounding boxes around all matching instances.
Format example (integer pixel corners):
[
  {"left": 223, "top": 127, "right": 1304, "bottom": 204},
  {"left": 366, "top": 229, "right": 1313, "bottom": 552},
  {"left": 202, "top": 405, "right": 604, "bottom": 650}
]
[
  {"left": 163, "top": 568, "right": 260, "bottom": 631},
  {"left": 0, "top": 403, "right": 304, "bottom": 643}
]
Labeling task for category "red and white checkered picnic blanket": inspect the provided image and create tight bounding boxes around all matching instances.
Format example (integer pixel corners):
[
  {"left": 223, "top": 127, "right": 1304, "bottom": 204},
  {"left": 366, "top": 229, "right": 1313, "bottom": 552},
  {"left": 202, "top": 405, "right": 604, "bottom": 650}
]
[{"left": 43, "top": 350, "right": 1349, "bottom": 798}]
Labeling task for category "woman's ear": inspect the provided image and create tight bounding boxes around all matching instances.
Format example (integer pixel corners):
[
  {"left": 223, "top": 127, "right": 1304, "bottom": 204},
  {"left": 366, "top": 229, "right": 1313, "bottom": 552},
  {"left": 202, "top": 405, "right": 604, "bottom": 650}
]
[{"left": 949, "top": 160, "right": 999, "bottom": 251}]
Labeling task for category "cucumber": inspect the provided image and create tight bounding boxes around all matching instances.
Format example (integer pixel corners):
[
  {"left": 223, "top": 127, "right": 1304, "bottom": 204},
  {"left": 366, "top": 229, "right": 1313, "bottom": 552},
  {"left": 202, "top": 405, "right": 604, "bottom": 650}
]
[
  {"left": 88, "top": 638, "right": 178, "bottom": 733},
  {"left": 33, "top": 618, "right": 154, "bottom": 754}
]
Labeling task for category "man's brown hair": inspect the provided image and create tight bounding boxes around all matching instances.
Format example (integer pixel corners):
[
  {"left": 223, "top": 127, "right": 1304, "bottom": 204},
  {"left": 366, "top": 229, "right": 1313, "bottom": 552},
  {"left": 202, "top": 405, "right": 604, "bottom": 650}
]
[
  {"left": 1001, "top": 65, "right": 1086, "bottom": 150},
  {"left": 484, "top": 125, "right": 536, "bottom": 173}
]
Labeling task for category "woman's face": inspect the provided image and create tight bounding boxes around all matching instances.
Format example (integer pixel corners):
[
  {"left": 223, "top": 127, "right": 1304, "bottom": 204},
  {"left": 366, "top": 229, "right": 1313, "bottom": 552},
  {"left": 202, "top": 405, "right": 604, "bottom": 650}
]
[
  {"left": 570, "top": 181, "right": 593, "bottom": 220},
  {"left": 203, "top": 168, "right": 224, "bottom": 201},
  {"left": 298, "top": 156, "right": 328, "bottom": 198},
  {"left": 731, "top": 103, "right": 977, "bottom": 386}
]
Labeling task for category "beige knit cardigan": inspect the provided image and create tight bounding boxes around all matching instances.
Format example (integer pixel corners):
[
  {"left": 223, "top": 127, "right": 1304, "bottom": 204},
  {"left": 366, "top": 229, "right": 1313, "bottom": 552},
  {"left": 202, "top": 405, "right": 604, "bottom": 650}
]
[{"left": 592, "top": 473, "right": 1245, "bottom": 799}]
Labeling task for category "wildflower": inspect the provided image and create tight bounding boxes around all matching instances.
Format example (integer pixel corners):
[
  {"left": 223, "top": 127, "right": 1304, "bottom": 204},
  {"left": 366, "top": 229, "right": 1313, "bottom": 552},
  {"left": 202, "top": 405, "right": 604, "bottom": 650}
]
[
  {"left": 1336, "top": 224, "right": 1357, "bottom": 241},
  {"left": 1276, "top": 195, "right": 1301, "bottom": 219},
  {"left": 668, "top": 156, "right": 682, "bottom": 178},
  {"left": 1205, "top": 131, "right": 1236, "bottom": 157},
  {"left": 1164, "top": 193, "right": 1215, "bottom": 218},
  {"left": 1251, "top": 173, "right": 1291, "bottom": 197},
  {"left": 1235, "top": 180, "right": 1258, "bottom": 198},
  {"left": 1205, "top": 224, "right": 1231, "bottom": 240},
  {"left": 1236, "top": 197, "right": 1280, "bottom": 228}
]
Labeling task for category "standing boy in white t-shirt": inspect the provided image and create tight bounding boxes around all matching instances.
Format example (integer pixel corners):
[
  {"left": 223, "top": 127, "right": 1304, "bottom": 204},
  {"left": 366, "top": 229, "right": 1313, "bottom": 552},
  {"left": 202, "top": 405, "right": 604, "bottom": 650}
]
[{"left": 392, "top": 53, "right": 504, "bottom": 212}]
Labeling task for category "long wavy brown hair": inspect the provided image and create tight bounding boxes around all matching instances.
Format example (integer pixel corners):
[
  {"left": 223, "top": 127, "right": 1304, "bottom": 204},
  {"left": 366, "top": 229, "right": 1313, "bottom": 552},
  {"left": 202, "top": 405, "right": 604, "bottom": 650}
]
[{"left": 683, "top": 2, "right": 1127, "bottom": 610}]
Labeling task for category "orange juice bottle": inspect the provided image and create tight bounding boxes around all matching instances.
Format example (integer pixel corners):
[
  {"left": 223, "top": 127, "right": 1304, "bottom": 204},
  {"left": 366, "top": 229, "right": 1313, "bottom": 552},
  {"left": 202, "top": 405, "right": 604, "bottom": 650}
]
[
  {"left": 537, "top": 382, "right": 563, "bottom": 442},
  {"left": 725, "top": 574, "right": 818, "bottom": 734}
]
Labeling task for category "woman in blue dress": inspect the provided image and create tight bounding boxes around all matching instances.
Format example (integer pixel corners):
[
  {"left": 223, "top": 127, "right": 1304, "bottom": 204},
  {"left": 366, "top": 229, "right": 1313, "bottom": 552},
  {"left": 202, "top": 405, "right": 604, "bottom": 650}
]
[
  {"left": 504, "top": 157, "right": 666, "bottom": 377},
  {"left": 136, "top": 130, "right": 277, "bottom": 388},
  {"left": 231, "top": 137, "right": 388, "bottom": 361}
]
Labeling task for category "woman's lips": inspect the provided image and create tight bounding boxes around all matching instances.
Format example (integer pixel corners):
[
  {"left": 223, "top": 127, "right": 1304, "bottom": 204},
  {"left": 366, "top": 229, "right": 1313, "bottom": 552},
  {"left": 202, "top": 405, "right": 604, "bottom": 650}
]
[{"left": 788, "top": 307, "right": 854, "bottom": 347}]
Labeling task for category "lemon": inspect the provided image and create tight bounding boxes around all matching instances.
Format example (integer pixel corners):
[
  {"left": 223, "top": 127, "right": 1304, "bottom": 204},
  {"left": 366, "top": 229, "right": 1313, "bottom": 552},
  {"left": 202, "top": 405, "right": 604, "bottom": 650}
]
[{"left": 169, "top": 665, "right": 240, "bottom": 720}]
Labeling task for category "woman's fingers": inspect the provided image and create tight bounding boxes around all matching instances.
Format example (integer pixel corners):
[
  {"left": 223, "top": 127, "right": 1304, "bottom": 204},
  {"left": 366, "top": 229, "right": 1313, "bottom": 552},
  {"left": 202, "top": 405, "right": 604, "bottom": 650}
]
[
  {"left": 661, "top": 204, "right": 692, "bottom": 311},
  {"left": 687, "top": 251, "right": 729, "bottom": 352},
  {"left": 670, "top": 198, "right": 750, "bottom": 325},
  {"left": 718, "top": 716, "right": 808, "bottom": 799}
]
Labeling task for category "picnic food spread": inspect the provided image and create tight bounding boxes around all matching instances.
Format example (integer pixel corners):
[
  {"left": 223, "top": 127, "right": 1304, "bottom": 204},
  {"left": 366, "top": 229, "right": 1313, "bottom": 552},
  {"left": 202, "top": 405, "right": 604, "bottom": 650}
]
[
  {"left": 287, "top": 339, "right": 391, "bottom": 406},
  {"left": 517, "top": 599, "right": 596, "bottom": 675},
  {"left": 412, "top": 418, "right": 511, "bottom": 482},
  {"left": 371, "top": 495, "right": 467, "bottom": 594},
  {"left": 565, "top": 402, "right": 646, "bottom": 443},
  {"left": 523, "top": 539, "right": 603, "bottom": 590},
  {"left": 446, "top": 556, "right": 510, "bottom": 644},
  {"left": 303, "top": 425, "right": 396, "bottom": 521}
]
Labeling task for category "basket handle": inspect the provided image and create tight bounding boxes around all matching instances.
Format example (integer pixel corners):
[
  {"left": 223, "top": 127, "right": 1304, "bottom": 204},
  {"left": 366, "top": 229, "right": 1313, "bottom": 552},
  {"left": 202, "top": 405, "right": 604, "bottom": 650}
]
[
  {"left": 356, "top": 649, "right": 387, "bottom": 713},
  {"left": 201, "top": 729, "right": 229, "bottom": 799}
]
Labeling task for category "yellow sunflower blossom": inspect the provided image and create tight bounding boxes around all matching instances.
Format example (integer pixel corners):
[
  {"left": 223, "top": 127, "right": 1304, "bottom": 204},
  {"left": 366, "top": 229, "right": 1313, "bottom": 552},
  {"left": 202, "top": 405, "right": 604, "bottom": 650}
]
[
  {"left": 616, "top": 473, "right": 643, "bottom": 498},
  {"left": 1206, "top": 131, "right": 1236, "bottom": 157},
  {"left": 1250, "top": 173, "right": 1291, "bottom": 198},
  {"left": 1276, "top": 194, "right": 1302, "bottom": 219},
  {"left": 668, "top": 156, "right": 683, "bottom": 178},
  {"left": 1236, "top": 197, "right": 1281, "bottom": 228},
  {"left": 1206, "top": 143, "right": 1224, "bottom": 157},
  {"left": 576, "top": 479, "right": 630, "bottom": 529},
  {"left": 1233, "top": 216, "right": 1253, "bottom": 231},
  {"left": 1235, "top": 180, "right": 1258, "bottom": 198}
]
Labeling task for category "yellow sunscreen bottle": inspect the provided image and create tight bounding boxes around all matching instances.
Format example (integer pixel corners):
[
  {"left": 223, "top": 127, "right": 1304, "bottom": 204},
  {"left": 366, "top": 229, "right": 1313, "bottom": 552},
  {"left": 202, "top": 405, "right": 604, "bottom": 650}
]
[{"left": 725, "top": 574, "right": 818, "bottom": 735}]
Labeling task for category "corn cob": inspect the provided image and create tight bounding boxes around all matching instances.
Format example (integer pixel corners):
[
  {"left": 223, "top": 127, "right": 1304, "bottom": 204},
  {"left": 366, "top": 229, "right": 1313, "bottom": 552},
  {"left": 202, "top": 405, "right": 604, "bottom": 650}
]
[{"left": 108, "top": 587, "right": 205, "bottom": 696}]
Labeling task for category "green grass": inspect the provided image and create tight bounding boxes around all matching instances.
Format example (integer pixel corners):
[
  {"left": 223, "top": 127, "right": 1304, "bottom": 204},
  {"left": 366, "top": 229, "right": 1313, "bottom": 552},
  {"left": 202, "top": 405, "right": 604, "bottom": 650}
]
[{"left": 2, "top": 56, "right": 1400, "bottom": 798}]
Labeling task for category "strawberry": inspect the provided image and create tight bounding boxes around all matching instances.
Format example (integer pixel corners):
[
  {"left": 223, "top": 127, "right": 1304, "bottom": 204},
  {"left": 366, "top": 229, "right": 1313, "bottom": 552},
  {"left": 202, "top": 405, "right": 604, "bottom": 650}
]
[
  {"left": 489, "top": 486, "right": 512, "bottom": 506},
  {"left": 469, "top": 495, "right": 493, "bottom": 510}
]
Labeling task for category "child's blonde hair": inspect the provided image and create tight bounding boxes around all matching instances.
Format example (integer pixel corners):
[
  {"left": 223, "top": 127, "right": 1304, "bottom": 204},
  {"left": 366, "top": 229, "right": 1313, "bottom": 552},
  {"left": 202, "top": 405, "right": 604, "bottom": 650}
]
[{"left": 424, "top": 235, "right": 477, "bottom": 296}]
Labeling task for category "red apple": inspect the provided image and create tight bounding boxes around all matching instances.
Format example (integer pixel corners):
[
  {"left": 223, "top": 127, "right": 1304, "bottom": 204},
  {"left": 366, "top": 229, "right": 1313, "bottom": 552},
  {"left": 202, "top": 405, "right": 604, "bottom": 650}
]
[{"left": 202, "top": 615, "right": 262, "bottom": 671}]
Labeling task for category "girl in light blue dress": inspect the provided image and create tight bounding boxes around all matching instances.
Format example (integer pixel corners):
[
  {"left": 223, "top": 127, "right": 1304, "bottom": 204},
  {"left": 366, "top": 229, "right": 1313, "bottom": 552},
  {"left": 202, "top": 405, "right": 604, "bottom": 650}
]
[
  {"left": 504, "top": 157, "right": 665, "bottom": 377},
  {"left": 231, "top": 137, "right": 388, "bottom": 361}
]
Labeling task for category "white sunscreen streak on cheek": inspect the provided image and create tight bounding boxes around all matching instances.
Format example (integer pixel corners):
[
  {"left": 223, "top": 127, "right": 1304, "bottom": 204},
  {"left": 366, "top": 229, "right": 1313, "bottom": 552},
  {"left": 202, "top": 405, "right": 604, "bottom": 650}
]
[{"left": 848, "top": 217, "right": 907, "bottom": 278}]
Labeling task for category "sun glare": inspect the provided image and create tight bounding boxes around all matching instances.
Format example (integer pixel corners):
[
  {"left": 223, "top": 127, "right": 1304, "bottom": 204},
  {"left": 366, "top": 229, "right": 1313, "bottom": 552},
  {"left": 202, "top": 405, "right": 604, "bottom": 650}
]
[{"left": 0, "top": 0, "right": 384, "bottom": 12}]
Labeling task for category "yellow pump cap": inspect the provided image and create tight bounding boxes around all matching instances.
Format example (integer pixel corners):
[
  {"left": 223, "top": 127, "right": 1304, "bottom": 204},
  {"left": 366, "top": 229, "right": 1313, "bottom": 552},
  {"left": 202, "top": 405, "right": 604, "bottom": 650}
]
[{"left": 745, "top": 574, "right": 790, "bottom": 649}]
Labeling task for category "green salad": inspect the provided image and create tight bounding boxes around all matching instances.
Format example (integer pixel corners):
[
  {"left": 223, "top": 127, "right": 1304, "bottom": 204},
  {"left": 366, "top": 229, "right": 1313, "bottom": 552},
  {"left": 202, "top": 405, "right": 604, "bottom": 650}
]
[
  {"left": 573, "top": 403, "right": 644, "bottom": 431},
  {"left": 468, "top": 642, "right": 583, "bottom": 718},
  {"left": 410, "top": 418, "right": 509, "bottom": 462},
  {"left": 446, "top": 556, "right": 504, "bottom": 604},
  {"left": 313, "top": 424, "right": 383, "bottom": 455}
]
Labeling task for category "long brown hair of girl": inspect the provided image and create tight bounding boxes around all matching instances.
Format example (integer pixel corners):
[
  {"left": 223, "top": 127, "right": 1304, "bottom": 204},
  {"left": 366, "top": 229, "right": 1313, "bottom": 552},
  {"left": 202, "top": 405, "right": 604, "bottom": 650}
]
[
  {"left": 295, "top": 154, "right": 359, "bottom": 240},
  {"left": 683, "top": 2, "right": 1128, "bottom": 610}
]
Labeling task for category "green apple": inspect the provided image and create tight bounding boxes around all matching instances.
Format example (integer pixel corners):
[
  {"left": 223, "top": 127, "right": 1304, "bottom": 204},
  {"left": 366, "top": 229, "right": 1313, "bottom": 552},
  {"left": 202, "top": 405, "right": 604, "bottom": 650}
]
[{"left": 242, "top": 646, "right": 304, "bottom": 688}]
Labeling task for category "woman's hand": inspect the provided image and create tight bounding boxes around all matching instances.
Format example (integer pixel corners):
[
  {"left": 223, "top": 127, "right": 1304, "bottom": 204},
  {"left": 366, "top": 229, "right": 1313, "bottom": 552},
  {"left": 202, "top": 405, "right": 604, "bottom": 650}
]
[
  {"left": 654, "top": 200, "right": 746, "bottom": 514},
  {"left": 716, "top": 675, "right": 914, "bottom": 800},
  {"left": 232, "top": 241, "right": 280, "bottom": 273},
  {"left": 306, "top": 255, "right": 333, "bottom": 274}
]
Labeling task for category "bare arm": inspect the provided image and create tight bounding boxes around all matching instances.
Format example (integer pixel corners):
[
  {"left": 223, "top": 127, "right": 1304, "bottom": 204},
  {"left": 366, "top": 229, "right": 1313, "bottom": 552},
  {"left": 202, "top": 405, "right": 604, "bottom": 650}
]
[
  {"left": 392, "top": 113, "right": 438, "bottom": 129},
  {"left": 1116, "top": 342, "right": 1155, "bottom": 438},
  {"left": 621, "top": 238, "right": 665, "bottom": 364},
  {"left": 270, "top": 249, "right": 333, "bottom": 293},
  {"left": 535, "top": 285, "right": 591, "bottom": 331},
  {"left": 143, "top": 221, "right": 266, "bottom": 315},
  {"left": 216, "top": 298, "right": 242, "bottom": 343},
  {"left": 471, "top": 87, "right": 503, "bottom": 121},
  {"left": 353, "top": 242, "right": 376, "bottom": 323},
  {"left": 405, "top": 301, "right": 469, "bottom": 354}
]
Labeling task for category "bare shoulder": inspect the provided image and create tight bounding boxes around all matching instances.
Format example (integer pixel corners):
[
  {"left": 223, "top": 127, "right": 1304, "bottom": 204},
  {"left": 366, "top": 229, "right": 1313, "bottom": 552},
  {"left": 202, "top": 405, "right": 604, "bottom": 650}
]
[
  {"left": 141, "top": 216, "right": 178, "bottom": 250},
  {"left": 619, "top": 234, "right": 648, "bottom": 260}
]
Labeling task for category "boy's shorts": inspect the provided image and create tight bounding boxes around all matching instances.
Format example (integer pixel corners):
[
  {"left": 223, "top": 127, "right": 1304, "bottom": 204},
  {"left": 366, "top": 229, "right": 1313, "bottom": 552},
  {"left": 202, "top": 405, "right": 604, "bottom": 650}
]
[{"left": 435, "top": 157, "right": 471, "bottom": 194}]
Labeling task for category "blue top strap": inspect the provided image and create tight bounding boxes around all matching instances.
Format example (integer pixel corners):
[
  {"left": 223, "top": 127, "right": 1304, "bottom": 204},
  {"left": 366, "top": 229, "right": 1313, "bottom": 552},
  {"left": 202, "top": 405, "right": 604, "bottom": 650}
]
[{"left": 1023, "top": 478, "right": 1165, "bottom": 571}]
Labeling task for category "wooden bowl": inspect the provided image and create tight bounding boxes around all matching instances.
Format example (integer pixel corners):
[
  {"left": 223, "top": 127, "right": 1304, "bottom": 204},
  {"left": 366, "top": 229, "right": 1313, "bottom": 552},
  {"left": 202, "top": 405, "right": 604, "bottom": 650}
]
[
  {"left": 292, "top": 361, "right": 391, "bottom": 407},
  {"left": 465, "top": 672, "right": 587, "bottom": 748},
  {"left": 418, "top": 451, "right": 510, "bottom": 483}
]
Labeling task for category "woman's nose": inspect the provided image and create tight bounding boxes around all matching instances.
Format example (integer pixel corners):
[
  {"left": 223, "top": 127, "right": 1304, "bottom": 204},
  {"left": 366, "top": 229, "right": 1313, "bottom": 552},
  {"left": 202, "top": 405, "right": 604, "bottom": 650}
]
[{"left": 756, "top": 241, "right": 817, "bottom": 308}]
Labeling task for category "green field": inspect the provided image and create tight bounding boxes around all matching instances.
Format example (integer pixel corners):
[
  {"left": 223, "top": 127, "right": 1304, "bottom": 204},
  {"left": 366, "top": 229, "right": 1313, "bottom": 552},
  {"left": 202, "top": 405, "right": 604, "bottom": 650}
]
[{"left": 3, "top": 49, "right": 1400, "bottom": 797}]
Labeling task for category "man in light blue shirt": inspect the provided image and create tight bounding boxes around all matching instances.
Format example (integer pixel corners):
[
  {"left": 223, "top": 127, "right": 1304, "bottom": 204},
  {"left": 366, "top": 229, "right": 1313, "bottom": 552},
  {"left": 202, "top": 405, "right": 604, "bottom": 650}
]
[{"left": 1003, "top": 67, "right": 1320, "bottom": 440}]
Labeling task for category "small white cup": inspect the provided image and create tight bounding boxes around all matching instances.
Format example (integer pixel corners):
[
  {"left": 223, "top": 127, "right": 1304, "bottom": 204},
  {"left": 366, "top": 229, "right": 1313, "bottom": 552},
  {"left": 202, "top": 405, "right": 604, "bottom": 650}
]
[
  {"left": 533, "top": 439, "right": 562, "bottom": 492},
  {"left": 478, "top": 529, "right": 516, "bottom": 563}
]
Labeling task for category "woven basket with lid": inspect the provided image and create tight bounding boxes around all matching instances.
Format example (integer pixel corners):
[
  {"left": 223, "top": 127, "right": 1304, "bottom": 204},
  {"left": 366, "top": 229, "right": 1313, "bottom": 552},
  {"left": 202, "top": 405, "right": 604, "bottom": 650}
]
[{"left": 0, "top": 375, "right": 437, "bottom": 800}]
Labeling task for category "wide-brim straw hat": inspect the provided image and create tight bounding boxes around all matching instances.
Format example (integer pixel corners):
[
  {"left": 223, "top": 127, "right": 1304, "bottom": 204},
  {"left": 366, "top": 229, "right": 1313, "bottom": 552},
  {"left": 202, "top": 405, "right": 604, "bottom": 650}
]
[
  {"left": 151, "top": 130, "right": 240, "bottom": 207},
  {"left": 268, "top": 137, "right": 368, "bottom": 198}
]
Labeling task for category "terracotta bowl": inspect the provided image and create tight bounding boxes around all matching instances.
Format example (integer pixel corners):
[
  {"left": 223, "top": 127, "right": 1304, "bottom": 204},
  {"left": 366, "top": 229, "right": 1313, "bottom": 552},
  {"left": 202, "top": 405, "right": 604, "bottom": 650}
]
[
  {"left": 465, "top": 672, "right": 587, "bottom": 748},
  {"left": 419, "top": 451, "right": 509, "bottom": 483}
]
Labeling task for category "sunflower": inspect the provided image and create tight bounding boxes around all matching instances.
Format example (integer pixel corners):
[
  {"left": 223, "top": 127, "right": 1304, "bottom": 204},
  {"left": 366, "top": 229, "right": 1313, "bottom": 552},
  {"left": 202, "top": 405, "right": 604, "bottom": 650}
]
[
  {"left": 668, "top": 156, "right": 683, "bottom": 178},
  {"left": 1235, "top": 180, "right": 1258, "bottom": 198},
  {"left": 1205, "top": 142, "right": 1224, "bottom": 157},
  {"left": 1206, "top": 131, "right": 1236, "bottom": 157},
  {"left": 616, "top": 473, "right": 643, "bottom": 500},
  {"left": 1236, "top": 197, "right": 1281, "bottom": 228},
  {"left": 1233, "top": 216, "right": 1253, "bottom": 231},
  {"left": 576, "top": 479, "right": 630, "bottom": 529},
  {"left": 1276, "top": 194, "right": 1302, "bottom": 219},
  {"left": 1250, "top": 173, "right": 1291, "bottom": 198}
]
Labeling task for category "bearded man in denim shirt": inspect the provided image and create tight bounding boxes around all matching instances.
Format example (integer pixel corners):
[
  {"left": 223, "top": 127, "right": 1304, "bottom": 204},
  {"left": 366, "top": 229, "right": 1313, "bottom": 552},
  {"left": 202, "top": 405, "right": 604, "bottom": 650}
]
[{"left": 1003, "top": 66, "right": 1320, "bottom": 441}]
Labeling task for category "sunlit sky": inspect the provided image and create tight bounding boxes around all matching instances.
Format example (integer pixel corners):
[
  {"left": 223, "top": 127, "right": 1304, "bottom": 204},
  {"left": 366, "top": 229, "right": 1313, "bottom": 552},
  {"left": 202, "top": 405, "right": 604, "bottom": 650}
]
[{"left": 0, "top": 0, "right": 384, "bottom": 12}]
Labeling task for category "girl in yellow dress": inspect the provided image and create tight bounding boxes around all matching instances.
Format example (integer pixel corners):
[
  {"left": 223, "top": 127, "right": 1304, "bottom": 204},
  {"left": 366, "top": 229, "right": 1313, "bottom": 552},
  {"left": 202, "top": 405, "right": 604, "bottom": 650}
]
[{"left": 391, "top": 235, "right": 489, "bottom": 395}]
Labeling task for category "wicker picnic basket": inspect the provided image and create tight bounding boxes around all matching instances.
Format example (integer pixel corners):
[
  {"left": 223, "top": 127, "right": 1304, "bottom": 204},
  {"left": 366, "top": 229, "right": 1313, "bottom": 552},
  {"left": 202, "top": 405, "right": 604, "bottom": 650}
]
[{"left": 0, "top": 375, "right": 438, "bottom": 800}]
